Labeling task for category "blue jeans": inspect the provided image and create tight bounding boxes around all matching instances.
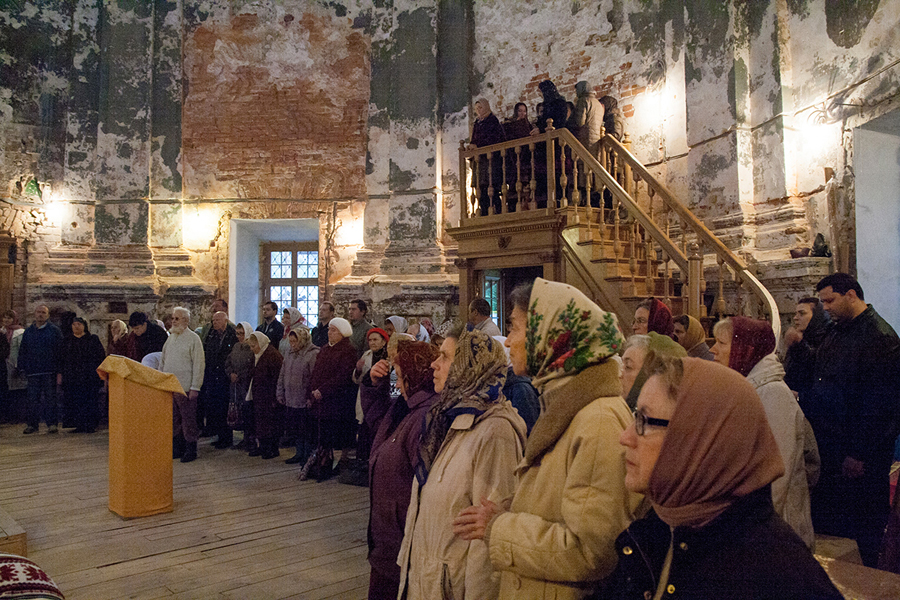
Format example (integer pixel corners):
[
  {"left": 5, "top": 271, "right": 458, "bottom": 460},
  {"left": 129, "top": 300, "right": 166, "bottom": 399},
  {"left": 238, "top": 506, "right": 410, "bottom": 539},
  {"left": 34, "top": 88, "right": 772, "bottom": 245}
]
[{"left": 26, "top": 373, "right": 58, "bottom": 428}]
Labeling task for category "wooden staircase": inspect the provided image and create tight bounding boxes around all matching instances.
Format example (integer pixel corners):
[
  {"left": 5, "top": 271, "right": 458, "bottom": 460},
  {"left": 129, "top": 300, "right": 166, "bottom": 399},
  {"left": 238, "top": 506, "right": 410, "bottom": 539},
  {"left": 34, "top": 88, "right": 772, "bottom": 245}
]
[{"left": 451, "top": 122, "right": 780, "bottom": 337}]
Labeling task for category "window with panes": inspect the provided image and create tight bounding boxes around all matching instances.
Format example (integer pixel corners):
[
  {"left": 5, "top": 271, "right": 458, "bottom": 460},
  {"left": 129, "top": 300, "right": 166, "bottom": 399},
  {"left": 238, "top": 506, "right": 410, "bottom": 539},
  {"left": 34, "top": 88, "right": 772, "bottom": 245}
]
[{"left": 261, "top": 242, "right": 320, "bottom": 326}]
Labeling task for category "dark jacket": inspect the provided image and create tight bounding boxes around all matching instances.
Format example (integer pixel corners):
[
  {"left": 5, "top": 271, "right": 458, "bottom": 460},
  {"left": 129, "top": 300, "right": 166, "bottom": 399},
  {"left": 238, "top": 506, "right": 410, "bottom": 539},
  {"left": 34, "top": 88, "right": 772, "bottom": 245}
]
[
  {"left": 126, "top": 322, "right": 168, "bottom": 362},
  {"left": 308, "top": 337, "right": 358, "bottom": 421},
  {"left": 250, "top": 344, "right": 284, "bottom": 439},
  {"left": 256, "top": 318, "right": 285, "bottom": 346},
  {"left": 225, "top": 341, "right": 254, "bottom": 403},
  {"left": 537, "top": 82, "right": 568, "bottom": 133},
  {"left": 471, "top": 113, "right": 506, "bottom": 148},
  {"left": 359, "top": 366, "right": 391, "bottom": 432},
  {"left": 201, "top": 326, "right": 238, "bottom": 399},
  {"left": 807, "top": 305, "right": 900, "bottom": 472},
  {"left": 600, "top": 487, "right": 842, "bottom": 600},
  {"left": 19, "top": 321, "right": 62, "bottom": 376},
  {"left": 503, "top": 367, "right": 540, "bottom": 435},
  {"left": 311, "top": 321, "right": 329, "bottom": 348},
  {"left": 60, "top": 333, "right": 106, "bottom": 390},
  {"left": 784, "top": 307, "right": 829, "bottom": 401},
  {"left": 368, "top": 389, "right": 440, "bottom": 579}
]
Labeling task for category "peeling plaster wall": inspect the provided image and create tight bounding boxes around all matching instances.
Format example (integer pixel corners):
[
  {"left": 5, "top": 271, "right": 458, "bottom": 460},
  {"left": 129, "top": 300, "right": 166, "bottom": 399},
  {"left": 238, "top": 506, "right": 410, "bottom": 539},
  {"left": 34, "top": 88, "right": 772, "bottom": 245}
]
[
  {"left": 467, "top": 0, "right": 900, "bottom": 301},
  {"left": 3, "top": 0, "right": 900, "bottom": 331}
]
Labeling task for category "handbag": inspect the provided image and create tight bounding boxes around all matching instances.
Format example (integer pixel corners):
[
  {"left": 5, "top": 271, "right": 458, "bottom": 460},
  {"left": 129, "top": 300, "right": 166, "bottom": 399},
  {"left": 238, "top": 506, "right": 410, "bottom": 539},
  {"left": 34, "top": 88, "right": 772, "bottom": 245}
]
[{"left": 226, "top": 386, "right": 243, "bottom": 429}]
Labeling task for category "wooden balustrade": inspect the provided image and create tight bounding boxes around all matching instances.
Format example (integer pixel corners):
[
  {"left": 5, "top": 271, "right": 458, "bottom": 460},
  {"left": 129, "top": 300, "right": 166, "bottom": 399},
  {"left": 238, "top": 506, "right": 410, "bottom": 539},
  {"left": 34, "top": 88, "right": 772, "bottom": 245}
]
[{"left": 458, "top": 124, "right": 780, "bottom": 334}]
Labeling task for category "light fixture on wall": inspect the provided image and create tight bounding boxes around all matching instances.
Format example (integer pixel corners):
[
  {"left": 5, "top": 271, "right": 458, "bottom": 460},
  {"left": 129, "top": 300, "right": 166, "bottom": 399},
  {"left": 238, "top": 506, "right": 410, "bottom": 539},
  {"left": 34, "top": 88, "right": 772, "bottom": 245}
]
[{"left": 182, "top": 206, "right": 219, "bottom": 249}]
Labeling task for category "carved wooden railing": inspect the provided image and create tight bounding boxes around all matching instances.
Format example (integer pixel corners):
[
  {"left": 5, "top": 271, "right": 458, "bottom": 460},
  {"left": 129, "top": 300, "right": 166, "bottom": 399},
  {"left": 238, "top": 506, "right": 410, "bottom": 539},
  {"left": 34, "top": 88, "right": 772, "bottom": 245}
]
[{"left": 459, "top": 120, "right": 780, "bottom": 337}]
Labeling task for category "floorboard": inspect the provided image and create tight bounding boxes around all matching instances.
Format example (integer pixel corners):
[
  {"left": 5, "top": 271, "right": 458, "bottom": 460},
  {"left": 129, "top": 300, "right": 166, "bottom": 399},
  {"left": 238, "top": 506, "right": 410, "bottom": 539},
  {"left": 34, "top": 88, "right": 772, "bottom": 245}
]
[{"left": 0, "top": 424, "right": 370, "bottom": 600}]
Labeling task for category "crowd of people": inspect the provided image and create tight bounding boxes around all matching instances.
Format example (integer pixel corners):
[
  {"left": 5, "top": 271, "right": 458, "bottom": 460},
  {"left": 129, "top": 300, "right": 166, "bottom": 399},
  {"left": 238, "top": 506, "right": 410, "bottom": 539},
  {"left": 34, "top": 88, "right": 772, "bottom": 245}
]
[
  {"left": 468, "top": 78, "right": 625, "bottom": 215},
  {"left": 2, "top": 269, "right": 899, "bottom": 597}
]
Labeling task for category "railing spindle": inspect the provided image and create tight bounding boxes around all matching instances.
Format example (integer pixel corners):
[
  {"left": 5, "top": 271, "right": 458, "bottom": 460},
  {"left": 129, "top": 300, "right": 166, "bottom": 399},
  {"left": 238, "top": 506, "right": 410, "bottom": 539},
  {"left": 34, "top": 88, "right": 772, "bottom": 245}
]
[
  {"left": 716, "top": 255, "right": 727, "bottom": 317},
  {"left": 559, "top": 140, "right": 569, "bottom": 208},
  {"left": 571, "top": 154, "right": 580, "bottom": 208},
  {"left": 546, "top": 119, "right": 557, "bottom": 208},
  {"left": 515, "top": 146, "right": 523, "bottom": 213},
  {"left": 500, "top": 149, "right": 508, "bottom": 214},
  {"left": 629, "top": 221, "right": 638, "bottom": 296},
  {"left": 487, "top": 152, "right": 496, "bottom": 216}
]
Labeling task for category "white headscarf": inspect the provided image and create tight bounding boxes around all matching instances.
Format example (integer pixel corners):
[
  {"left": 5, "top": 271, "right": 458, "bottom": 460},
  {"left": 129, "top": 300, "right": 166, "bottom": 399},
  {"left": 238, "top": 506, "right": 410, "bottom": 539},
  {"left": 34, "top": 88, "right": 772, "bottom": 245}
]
[
  {"left": 329, "top": 317, "right": 353, "bottom": 339},
  {"left": 237, "top": 321, "right": 253, "bottom": 342},
  {"left": 386, "top": 315, "right": 408, "bottom": 334},
  {"left": 248, "top": 331, "right": 270, "bottom": 364}
]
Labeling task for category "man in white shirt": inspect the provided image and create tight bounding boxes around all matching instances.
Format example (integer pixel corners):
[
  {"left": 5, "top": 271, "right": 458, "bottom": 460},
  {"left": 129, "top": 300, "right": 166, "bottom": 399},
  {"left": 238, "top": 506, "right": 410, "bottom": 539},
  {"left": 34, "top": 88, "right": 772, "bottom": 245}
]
[
  {"left": 160, "top": 307, "right": 205, "bottom": 463},
  {"left": 468, "top": 297, "right": 501, "bottom": 336}
]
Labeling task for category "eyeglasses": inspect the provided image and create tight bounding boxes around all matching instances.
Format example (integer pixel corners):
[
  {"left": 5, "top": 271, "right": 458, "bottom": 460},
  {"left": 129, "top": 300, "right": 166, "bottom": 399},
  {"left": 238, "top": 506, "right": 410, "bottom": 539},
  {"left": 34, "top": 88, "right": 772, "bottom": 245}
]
[{"left": 633, "top": 409, "right": 669, "bottom": 436}]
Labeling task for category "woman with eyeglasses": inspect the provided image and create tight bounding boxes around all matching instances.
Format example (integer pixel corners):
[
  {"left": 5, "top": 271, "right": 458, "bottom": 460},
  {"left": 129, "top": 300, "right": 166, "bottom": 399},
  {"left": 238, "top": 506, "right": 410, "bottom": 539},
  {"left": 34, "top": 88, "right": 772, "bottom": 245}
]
[
  {"left": 600, "top": 356, "right": 841, "bottom": 600},
  {"left": 453, "top": 278, "right": 640, "bottom": 600}
]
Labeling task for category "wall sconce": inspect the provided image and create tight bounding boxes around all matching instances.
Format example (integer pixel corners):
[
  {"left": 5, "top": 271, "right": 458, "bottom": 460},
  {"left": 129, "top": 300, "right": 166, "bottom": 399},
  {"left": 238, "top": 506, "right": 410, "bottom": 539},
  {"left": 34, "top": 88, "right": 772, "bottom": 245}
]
[{"left": 182, "top": 206, "right": 219, "bottom": 249}]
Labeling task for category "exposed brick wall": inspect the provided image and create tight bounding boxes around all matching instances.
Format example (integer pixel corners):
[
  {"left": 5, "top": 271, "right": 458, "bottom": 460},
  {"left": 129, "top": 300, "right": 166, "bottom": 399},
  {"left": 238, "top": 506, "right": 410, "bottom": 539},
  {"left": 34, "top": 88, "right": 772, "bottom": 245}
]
[{"left": 182, "top": 11, "right": 370, "bottom": 201}]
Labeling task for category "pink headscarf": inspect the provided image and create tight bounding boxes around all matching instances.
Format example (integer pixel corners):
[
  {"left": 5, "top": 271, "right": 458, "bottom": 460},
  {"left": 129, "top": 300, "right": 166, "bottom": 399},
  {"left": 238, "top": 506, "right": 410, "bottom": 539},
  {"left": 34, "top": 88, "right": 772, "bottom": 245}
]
[{"left": 3, "top": 310, "right": 22, "bottom": 343}]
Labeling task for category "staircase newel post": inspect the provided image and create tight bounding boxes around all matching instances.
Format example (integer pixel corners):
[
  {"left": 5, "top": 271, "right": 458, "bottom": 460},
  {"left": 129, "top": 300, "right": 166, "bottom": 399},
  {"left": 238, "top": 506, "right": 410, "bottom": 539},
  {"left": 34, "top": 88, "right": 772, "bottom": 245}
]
[
  {"left": 459, "top": 140, "right": 469, "bottom": 220},
  {"left": 688, "top": 243, "right": 702, "bottom": 319},
  {"left": 546, "top": 119, "right": 557, "bottom": 209}
]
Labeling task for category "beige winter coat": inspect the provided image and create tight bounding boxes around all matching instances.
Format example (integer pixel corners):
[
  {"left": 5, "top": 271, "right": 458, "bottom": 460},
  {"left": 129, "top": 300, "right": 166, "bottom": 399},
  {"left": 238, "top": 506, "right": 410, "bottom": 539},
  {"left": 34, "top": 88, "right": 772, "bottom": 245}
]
[
  {"left": 570, "top": 86, "right": 604, "bottom": 157},
  {"left": 487, "top": 361, "right": 642, "bottom": 599},
  {"left": 746, "top": 353, "right": 816, "bottom": 549},
  {"left": 397, "top": 400, "right": 526, "bottom": 600}
]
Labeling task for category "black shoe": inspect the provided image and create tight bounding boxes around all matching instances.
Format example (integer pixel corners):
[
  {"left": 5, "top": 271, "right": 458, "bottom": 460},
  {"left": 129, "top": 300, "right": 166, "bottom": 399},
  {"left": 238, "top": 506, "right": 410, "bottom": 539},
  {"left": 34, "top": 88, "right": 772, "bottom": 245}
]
[
  {"left": 173, "top": 435, "right": 186, "bottom": 459},
  {"left": 23, "top": 426, "right": 37, "bottom": 435},
  {"left": 284, "top": 454, "right": 305, "bottom": 465},
  {"left": 261, "top": 449, "right": 280, "bottom": 460},
  {"left": 248, "top": 446, "right": 262, "bottom": 457},
  {"left": 181, "top": 442, "right": 197, "bottom": 463}
]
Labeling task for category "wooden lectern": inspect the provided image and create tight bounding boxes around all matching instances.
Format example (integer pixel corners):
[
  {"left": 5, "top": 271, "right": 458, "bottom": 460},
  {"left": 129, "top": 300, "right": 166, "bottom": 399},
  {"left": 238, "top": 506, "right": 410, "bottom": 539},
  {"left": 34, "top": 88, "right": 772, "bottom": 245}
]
[{"left": 98, "top": 356, "right": 185, "bottom": 519}]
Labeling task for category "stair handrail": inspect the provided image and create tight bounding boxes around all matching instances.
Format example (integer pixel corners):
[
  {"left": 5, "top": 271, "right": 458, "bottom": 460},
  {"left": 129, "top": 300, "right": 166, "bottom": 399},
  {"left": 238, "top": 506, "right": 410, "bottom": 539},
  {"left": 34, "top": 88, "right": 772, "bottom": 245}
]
[{"left": 599, "top": 134, "right": 781, "bottom": 338}]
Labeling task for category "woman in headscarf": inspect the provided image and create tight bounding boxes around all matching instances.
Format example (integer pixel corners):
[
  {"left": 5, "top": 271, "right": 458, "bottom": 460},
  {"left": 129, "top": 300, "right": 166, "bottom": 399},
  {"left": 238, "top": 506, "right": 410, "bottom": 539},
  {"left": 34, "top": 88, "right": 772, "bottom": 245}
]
[
  {"left": 307, "top": 317, "right": 359, "bottom": 480},
  {"left": 60, "top": 317, "right": 106, "bottom": 433},
  {"left": 367, "top": 340, "right": 440, "bottom": 600},
  {"left": 384, "top": 315, "right": 408, "bottom": 338},
  {"left": 632, "top": 297, "right": 674, "bottom": 338},
  {"left": 783, "top": 297, "right": 830, "bottom": 401},
  {"left": 225, "top": 322, "right": 255, "bottom": 450},
  {"left": 352, "top": 327, "right": 390, "bottom": 462},
  {"left": 604, "top": 356, "right": 841, "bottom": 599},
  {"left": 453, "top": 278, "right": 640, "bottom": 599},
  {"left": 397, "top": 326, "right": 526, "bottom": 600},
  {"left": 107, "top": 319, "right": 129, "bottom": 356},
  {"left": 620, "top": 332, "right": 687, "bottom": 409},
  {"left": 246, "top": 331, "right": 284, "bottom": 459},
  {"left": 278, "top": 327, "right": 320, "bottom": 465},
  {"left": 406, "top": 317, "right": 431, "bottom": 343},
  {"left": 468, "top": 97, "right": 506, "bottom": 216},
  {"left": 673, "top": 314, "right": 713, "bottom": 360},
  {"left": 531, "top": 80, "right": 569, "bottom": 210},
  {"left": 278, "top": 307, "right": 307, "bottom": 357},
  {"left": 711, "top": 316, "right": 817, "bottom": 548}
]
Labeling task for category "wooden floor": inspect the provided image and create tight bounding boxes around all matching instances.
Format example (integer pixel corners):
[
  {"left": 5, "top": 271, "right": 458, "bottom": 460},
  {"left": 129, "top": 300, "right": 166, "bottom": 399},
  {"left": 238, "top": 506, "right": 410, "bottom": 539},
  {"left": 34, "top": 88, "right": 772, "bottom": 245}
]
[{"left": 0, "top": 424, "right": 370, "bottom": 600}]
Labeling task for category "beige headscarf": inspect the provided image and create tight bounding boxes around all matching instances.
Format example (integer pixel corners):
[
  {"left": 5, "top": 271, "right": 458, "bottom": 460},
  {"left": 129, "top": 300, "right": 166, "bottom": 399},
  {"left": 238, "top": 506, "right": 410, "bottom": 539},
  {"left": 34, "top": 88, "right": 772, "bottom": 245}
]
[
  {"left": 525, "top": 278, "right": 625, "bottom": 390},
  {"left": 248, "top": 331, "right": 270, "bottom": 364},
  {"left": 649, "top": 358, "right": 785, "bottom": 528},
  {"left": 678, "top": 314, "right": 707, "bottom": 352}
]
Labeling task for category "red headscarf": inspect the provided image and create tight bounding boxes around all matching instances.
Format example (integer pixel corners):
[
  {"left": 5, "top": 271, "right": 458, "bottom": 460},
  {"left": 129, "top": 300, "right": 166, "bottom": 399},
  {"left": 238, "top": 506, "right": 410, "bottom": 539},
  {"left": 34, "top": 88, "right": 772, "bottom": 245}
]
[
  {"left": 367, "top": 327, "right": 390, "bottom": 343},
  {"left": 647, "top": 298, "right": 674, "bottom": 338},
  {"left": 728, "top": 316, "right": 776, "bottom": 377},
  {"left": 649, "top": 358, "right": 784, "bottom": 528}
]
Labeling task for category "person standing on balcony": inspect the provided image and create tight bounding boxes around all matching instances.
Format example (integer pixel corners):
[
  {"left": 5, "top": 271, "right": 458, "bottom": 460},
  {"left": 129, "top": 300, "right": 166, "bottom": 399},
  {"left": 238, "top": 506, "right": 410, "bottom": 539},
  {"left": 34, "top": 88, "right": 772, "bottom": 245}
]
[
  {"left": 570, "top": 81, "right": 605, "bottom": 207},
  {"left": 468, "top": 297, "right": 501, "bottom": 337},
  {"left": 632, "top": 298, "right": 674, "bottom": 338},
  {"left": 599, "top": 95, "right": 624, "bottom": 141},
  {"left": 807, "top": 273, "right": 900, "bottom": 568},
  {"left": 468, "top": 97, "right": 506, "bottom": 216}
]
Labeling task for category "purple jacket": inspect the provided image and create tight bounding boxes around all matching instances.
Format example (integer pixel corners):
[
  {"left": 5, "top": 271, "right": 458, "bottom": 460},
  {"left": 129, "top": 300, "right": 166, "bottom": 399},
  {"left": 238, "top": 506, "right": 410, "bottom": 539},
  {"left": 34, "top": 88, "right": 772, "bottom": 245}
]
[{"left": 367, "top": 389, "right": 440, "bottom": 577}]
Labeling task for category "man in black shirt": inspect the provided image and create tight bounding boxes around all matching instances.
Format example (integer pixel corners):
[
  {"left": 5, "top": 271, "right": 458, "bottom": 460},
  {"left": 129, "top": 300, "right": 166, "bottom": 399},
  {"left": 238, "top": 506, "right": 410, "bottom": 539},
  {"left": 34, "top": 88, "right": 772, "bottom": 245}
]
[
  {"left": 311, "top": 301, "right": 334, "bottom": 348},
  {"left": 256, "top": 301, "right": 284, "bottom": 345},
  {"left": 127, "top": 311, "right": 168, "bottom": 362},
  {"left": 808, "top": 273, "right": 900, "bottom": 568}
]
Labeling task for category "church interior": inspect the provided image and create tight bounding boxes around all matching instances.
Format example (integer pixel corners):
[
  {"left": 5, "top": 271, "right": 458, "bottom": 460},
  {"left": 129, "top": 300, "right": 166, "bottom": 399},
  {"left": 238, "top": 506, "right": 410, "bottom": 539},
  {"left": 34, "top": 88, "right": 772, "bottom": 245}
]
[{"left": 2, "top": 0, "right": 900, "bottom": 597}]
